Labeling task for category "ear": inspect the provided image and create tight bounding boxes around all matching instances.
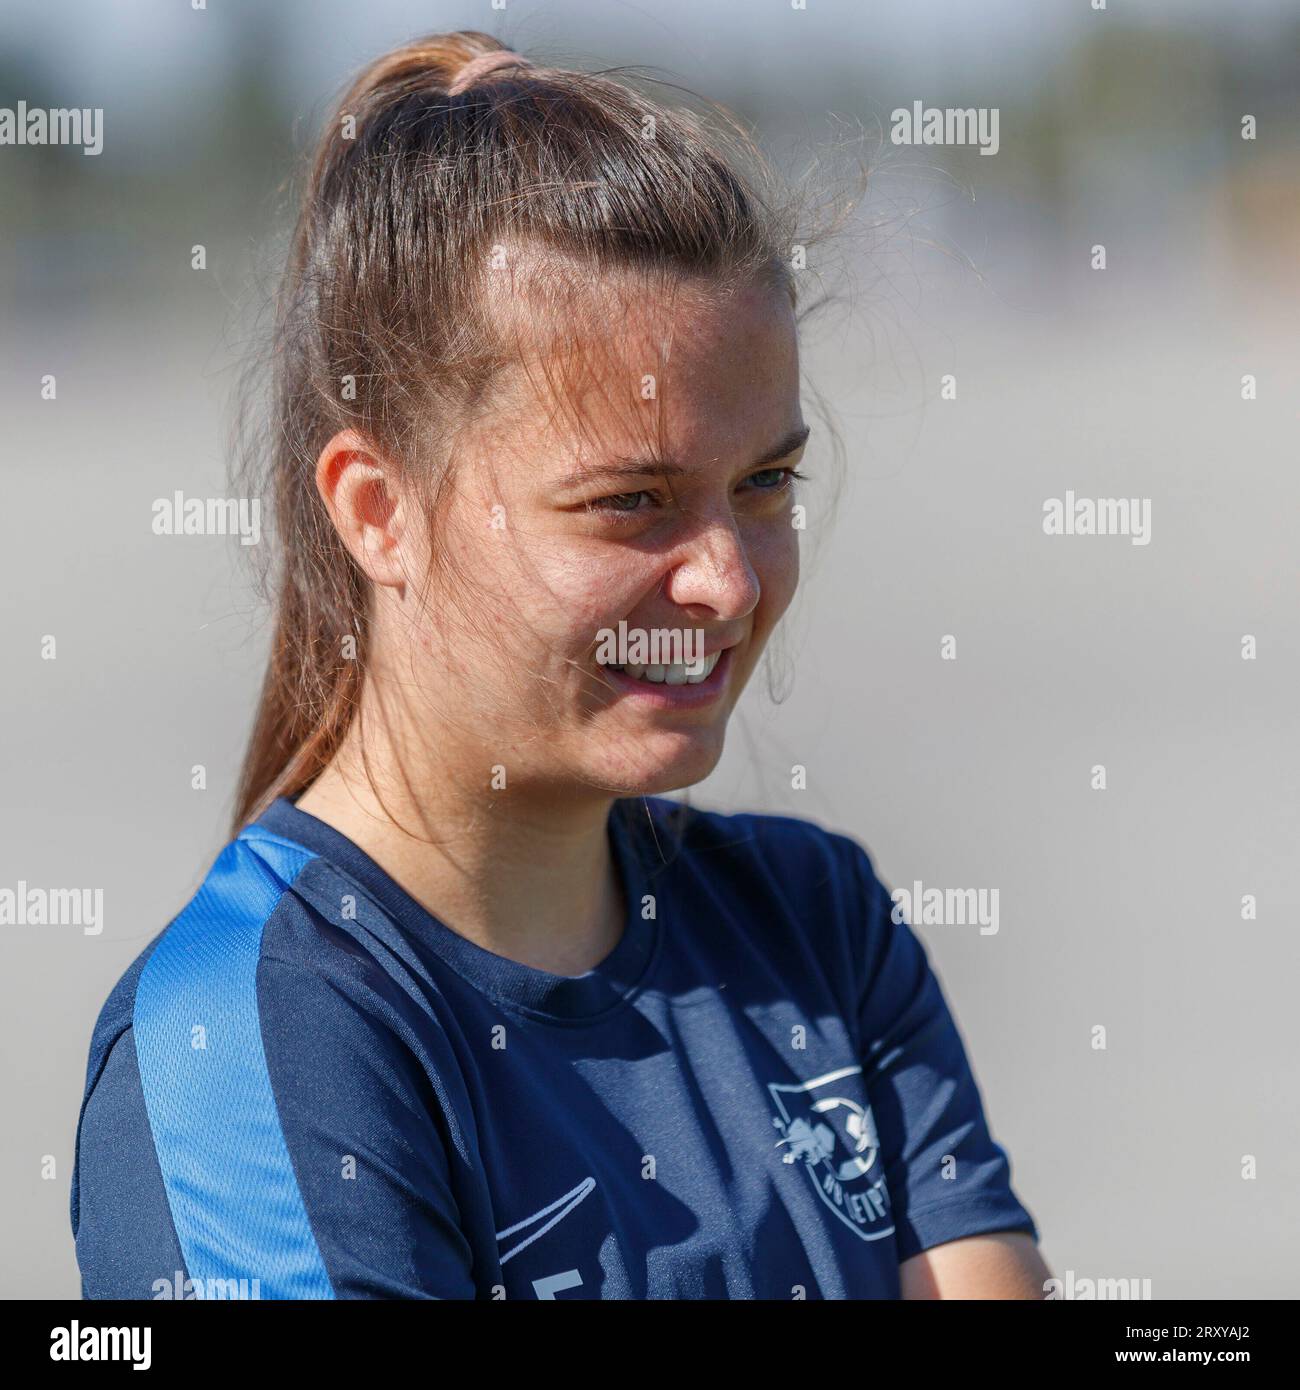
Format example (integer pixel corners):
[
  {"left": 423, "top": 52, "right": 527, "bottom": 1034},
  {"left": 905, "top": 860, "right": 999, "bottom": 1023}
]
[{"left": 314, "top": 429, "right": 412, "bottom": 589}]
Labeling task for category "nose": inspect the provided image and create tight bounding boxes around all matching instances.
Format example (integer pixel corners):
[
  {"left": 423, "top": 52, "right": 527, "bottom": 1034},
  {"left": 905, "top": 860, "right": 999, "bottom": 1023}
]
[{"left": 661, "top": 514, "right": 761, "bottom": 622}]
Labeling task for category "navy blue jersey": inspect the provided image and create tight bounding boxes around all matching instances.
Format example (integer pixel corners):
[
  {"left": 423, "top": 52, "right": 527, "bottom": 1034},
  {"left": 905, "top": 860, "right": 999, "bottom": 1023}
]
[{"left": 70, "top": 795, "right": 1038, "bottom": 1300}]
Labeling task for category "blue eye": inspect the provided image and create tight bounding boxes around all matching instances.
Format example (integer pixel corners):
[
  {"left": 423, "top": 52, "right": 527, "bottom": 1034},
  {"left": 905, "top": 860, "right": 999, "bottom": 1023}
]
[
  {"left": 593, "top": 491, "right": 649, "bottom": 513},
  {"left": 586, "top": 467, "right": 806, "bottom": 522},
  {"left": 748, "top": 468, "right": 788, "bottom": 489},
  {"left": 745, "top": 467, "right": 806, "bottom": 491}
]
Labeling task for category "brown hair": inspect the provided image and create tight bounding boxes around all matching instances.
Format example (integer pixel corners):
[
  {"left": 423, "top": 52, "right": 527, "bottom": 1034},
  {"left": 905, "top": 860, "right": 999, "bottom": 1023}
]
[{"left": 231, "top": 29, "right": 857, "bottom": 832}]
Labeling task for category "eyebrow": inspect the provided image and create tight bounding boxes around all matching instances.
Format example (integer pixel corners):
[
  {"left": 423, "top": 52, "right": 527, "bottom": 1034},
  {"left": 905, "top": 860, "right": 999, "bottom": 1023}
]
[{"left": 557, "top": 425, "right": 811, "bottom": 490}]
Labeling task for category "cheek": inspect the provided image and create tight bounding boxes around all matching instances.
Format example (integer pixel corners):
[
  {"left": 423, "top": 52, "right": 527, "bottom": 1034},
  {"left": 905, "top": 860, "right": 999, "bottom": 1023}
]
[
  {"left": 750, "top": 520, "right": 800, "bottom": 627},
  {"left": 434, "top": 493, "right": 605, "bottom": 652},
  {"left": 507, "top": 542, "right": 655, "bottom": 657}
]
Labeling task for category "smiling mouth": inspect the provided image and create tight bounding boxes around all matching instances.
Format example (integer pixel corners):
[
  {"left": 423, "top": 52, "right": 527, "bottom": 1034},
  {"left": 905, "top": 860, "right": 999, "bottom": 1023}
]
[
  {"left": 604, "top": 650, "right": 722, "bottom": 686},
  {"left": 598, "top": 646, "right": 735, "bottom": 707}
]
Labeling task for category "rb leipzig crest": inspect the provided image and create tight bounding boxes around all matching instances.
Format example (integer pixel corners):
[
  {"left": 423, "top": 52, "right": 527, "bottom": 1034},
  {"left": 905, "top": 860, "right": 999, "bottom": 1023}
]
[{"left": 769, "top": 1064, "right": 895, "bottom": 1242}]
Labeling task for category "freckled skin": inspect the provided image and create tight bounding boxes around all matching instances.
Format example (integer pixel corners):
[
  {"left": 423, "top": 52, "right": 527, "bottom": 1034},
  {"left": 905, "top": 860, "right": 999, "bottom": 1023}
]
[{"left": 405, "top": 278, "right": 806, "bottom": 800}]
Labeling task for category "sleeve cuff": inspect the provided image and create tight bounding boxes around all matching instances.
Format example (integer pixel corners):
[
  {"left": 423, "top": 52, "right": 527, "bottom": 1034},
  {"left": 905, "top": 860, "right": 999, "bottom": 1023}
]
[{"left": 893, "top": 1192, "right": 1040, "bottom": 1264}]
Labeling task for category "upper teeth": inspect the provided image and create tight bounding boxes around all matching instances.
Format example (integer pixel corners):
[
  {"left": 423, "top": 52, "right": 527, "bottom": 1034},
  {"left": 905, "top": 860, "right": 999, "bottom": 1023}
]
[{"left": 610, "top": 651, "right": 722, "bottom": 685}]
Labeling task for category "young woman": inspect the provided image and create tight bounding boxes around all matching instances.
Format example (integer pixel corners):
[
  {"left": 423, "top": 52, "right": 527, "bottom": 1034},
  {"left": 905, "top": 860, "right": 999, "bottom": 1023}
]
[{"left": 71, "top": 31, "right": 1048, "bottom": 1300}]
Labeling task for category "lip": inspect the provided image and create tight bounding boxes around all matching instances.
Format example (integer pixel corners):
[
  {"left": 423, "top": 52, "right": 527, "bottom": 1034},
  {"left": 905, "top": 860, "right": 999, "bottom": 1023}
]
[{"left": 599, "top": 645, "right": 735, "bottom": 710}]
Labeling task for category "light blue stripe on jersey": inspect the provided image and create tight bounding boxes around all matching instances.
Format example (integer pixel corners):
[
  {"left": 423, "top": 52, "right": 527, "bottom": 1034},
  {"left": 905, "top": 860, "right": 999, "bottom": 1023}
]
[{"left": 132, "top": 824, "right": 335, "bottom": 1299}]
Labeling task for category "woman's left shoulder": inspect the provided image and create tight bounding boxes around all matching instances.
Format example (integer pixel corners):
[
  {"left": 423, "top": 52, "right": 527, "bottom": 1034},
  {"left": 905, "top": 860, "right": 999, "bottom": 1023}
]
[
  {"left": 640, "top": 794, "right": 879, "bottom": 865},
  {"left": 628, "top": 795, "right": 890, "bottom": 921}
]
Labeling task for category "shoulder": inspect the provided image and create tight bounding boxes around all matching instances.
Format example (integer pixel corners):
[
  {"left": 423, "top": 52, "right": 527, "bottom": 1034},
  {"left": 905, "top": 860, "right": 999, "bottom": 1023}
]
[
  {"left": 82, "top": 828, "right": 326, "bottom": 1045},
  {"left": 630, "top": 793, "right": 890, "bottom": 901},
  {"left": 79, "top": 823, "right": 426, "bottom": 1114},
  {"left": 72, "top": 826, "right": 334, "bottom": 1262},
  {"left": 73, "top": 825, "right": 476, "bottom": 1299},
  {"left": 626, "top": 795, "right": 897, "bottom": 975}
]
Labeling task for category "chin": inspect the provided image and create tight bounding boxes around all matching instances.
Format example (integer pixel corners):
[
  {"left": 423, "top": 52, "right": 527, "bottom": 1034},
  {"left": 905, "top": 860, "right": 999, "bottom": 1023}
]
[{"left": 596, "top": 729, "right": 727, "bottom": 798}]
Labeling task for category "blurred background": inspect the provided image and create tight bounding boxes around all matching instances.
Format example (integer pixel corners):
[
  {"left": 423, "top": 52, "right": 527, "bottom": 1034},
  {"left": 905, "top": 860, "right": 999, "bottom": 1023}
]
[{"left": 2, "top": 0, "right": 1297, "bottom": 1298}]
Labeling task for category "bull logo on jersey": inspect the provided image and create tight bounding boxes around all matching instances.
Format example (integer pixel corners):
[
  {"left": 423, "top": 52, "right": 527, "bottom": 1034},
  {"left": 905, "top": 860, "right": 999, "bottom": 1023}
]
[{"left": 769, "top": 1064, "right": 895, "bottom": 1242}]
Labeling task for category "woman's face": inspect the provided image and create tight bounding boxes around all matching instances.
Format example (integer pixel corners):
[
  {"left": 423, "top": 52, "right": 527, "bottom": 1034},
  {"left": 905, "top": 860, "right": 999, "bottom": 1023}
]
[{"left": 393, "top": 275, "right": 806, "bottom": 800}]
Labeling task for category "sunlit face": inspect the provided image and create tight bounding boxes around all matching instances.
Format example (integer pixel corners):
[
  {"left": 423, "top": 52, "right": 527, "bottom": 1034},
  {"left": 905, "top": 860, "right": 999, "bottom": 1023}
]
[{"left": 389, "top": 274, "right": 806, "bottom": 800}]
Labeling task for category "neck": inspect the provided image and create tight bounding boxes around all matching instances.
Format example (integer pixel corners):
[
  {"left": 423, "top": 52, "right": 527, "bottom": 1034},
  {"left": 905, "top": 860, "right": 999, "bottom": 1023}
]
[{"left": 293, "top": 730, "right": 626, "bottom": 978}]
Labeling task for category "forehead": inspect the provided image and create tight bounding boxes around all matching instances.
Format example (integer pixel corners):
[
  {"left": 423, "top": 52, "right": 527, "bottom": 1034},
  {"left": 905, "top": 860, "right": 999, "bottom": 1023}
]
[{"left": 475, "top": 258, "right": 801, "bottom": 471}]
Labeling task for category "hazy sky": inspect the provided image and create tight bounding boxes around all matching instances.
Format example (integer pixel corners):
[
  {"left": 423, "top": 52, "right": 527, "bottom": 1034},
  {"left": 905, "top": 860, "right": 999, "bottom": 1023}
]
[{"left": 5, "top": 0, "right": 1298, "bottom": 114}]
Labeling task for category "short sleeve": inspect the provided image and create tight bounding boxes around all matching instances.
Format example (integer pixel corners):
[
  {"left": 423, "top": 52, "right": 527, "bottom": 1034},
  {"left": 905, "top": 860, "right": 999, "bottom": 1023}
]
[
  {"left": 74, "top": 930, "right": 482, "bottom": 1299},
  {"left": 847, "top": 843, "right": 1039, "bottom": 1263}
]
